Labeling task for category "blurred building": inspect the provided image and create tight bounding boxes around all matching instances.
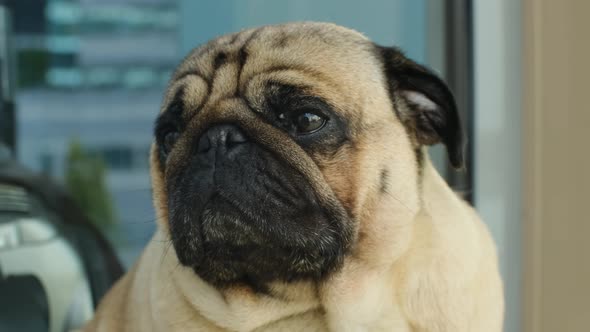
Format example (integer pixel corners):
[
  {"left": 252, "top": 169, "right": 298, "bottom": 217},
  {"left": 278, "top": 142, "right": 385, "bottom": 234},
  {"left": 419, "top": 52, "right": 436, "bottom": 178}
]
[
  {"left": 45, "top": 0, "right": 177, "bottom": 89},
  {"left": 13, "top": 0, "right": 180, "bottom": 266}
]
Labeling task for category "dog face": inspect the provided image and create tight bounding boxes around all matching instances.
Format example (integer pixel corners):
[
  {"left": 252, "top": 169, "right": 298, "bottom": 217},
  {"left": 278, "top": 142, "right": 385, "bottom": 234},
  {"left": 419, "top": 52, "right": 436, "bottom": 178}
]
[{"left": 150, "top": 22, "right": 463, "bottom": 290}]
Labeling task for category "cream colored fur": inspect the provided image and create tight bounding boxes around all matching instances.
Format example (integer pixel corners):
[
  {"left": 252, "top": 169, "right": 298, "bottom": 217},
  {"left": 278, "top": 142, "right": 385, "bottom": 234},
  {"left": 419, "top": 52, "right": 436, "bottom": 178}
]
[{"left": 83, "top": 22, "right": 503, "bottom": 332}]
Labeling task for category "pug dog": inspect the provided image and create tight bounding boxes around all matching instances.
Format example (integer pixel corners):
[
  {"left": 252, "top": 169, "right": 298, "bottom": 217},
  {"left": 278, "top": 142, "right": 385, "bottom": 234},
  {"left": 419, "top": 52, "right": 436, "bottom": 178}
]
[{"left": 84, "top": 22, "right": 503, "bottom": 332}]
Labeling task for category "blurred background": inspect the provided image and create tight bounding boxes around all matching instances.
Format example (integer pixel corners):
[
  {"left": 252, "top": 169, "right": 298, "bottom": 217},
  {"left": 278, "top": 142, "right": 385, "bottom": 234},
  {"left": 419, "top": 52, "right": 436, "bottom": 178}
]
[{"left": 0, "top": 1, "right": 588, "bottom": 332}]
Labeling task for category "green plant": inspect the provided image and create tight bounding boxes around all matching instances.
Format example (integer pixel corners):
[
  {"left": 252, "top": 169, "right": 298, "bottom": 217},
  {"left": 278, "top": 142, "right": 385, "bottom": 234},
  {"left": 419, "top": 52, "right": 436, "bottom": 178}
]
[{"left": 64, "top": 139, "right": 117, "bottom": 231}]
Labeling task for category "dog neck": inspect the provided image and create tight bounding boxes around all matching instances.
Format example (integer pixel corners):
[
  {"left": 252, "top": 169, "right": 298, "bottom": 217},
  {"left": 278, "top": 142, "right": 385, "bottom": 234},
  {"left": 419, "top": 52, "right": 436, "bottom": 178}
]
[
  {"left": 318, "top": 154, "right": 469, "bottom": 331},
  {"left": 147, "top": 231, "right": 323, "bottom": 331}
]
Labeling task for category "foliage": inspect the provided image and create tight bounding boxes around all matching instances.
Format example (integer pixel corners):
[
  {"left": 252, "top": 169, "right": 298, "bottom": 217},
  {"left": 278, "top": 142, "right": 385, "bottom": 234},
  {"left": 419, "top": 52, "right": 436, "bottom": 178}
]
[{"left": 64, "top": 139, "right": 117, "bottom": 230}]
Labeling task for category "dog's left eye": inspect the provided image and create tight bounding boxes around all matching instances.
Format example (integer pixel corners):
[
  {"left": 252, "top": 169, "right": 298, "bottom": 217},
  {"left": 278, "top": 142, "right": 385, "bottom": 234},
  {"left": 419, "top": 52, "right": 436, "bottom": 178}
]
[{"left": 293, "top": 112, "right": 326, "bottom": 134}]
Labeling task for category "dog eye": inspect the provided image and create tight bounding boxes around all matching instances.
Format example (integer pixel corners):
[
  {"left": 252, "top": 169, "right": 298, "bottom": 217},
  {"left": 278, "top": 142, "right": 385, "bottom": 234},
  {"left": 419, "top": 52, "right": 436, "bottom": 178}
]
[
  {"left": 162, "top": 131, "right": 180, "bottom": 155},
  {"left": 294, "top": 112, "right": 326, "bottom": 134}
]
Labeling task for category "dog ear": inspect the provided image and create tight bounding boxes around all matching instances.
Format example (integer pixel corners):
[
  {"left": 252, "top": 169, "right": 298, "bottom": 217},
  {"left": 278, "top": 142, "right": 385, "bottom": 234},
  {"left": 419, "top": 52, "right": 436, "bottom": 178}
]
[{"left": 377, "top": 46, "right": 465, "bottom": 169}]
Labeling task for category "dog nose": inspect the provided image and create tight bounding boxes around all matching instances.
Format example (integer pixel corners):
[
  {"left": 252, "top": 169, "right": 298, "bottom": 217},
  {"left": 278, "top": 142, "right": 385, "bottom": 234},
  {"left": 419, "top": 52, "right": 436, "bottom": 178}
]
[{"left": 197, "top": 124, "right": 248, "bottom": 154}]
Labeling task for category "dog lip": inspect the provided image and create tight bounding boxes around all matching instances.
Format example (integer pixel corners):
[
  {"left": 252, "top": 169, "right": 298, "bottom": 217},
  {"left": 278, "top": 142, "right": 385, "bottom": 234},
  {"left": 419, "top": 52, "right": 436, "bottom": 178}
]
[{"left": 210, "top": 189, "right": 260, "bottom": 224}]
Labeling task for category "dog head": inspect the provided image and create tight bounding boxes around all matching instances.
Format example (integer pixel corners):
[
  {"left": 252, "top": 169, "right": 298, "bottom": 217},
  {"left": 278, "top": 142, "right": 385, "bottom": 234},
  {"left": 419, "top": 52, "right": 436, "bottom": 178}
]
[{"left": 150, "top": 22, "right": 463, "bottom": 290}]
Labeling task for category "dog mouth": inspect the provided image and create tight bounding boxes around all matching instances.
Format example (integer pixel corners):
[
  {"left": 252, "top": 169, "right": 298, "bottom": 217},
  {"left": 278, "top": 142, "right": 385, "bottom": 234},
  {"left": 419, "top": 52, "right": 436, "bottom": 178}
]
[
  {"left": 164, "top": 131, "right": 351, "bottom": 289},
  {"left": 200, "top": 191, "right": 267, "bottom": 245}
]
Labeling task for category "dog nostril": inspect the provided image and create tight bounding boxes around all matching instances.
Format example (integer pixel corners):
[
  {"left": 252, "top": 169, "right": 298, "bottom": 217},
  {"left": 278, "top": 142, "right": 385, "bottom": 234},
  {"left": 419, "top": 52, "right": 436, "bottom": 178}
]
[
  {"left": 197, "top": 134, "right": 211, "bottom": 153},
  {"left": 227, "top": 130, "right": 247, "bottom": 148},
  {"left": 197, "top": 124, "right": 247, "bottom": 154}
]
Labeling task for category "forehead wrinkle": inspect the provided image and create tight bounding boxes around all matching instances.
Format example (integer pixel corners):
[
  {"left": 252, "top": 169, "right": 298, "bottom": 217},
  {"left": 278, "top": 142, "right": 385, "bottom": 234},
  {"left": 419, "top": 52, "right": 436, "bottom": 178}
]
[
  {"left": 173, "top": 27, "right": 260, "bottom": 83},
  {"left": 172, "top": 48, "right": 209, "bottom": 81},
  {"left": 238, "top": 63, "right": 340, "bottom": 97},
  {"left": 179, "top": 29, "right": 263, "bottom": 119},
  {"left": 173, "top": 46, "right": 220, "bottom": 84},
  {"left": 243, "top": 69, "right": 359, "bottom": 117},
  {"left": 201, "top": 62, "right": 240, "bottom": 112},
  {"left": 160, "top": 79, "right": 187, "bottom": 114},
  {"left": 173, "top": 69, "right": 211, "bottom": 86},
  {"left": 182, "top": 74, "right": 209, "bottom": 118},
  {"left": 235, "top": 41, "right": 366, "bottom": 99}
]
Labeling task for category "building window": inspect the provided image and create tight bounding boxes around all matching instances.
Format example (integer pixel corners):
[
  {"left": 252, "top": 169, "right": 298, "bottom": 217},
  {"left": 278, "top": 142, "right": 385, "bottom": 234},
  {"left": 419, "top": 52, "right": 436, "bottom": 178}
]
[
  {"left": 87, "top": 146, "right": 150, "bottom": 171},
  {"left": 87, "top": 146, "right": 132, "bottom": 170}
]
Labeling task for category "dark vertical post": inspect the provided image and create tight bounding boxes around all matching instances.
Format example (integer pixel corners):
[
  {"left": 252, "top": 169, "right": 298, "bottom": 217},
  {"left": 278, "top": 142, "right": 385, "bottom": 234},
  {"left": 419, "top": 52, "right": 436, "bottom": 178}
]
[
  {"left": 445, "top": 0, "right": 474, "bottom": 203},
  {"left": 0, "top": 3, "right": 16, "bottom": 155}
]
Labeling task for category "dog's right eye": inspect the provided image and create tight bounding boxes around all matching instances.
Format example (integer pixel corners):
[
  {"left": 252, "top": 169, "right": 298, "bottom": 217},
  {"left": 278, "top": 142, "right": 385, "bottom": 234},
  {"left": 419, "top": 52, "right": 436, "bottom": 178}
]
[
  {"left": 278, "top": 109, "right": 327, "bottom": 135},
  {"left": 294, "top": 112, "right": 326, "bottom": 134},
  {"left": 162, "top": 131, "right": 180, "bottom": 155}
]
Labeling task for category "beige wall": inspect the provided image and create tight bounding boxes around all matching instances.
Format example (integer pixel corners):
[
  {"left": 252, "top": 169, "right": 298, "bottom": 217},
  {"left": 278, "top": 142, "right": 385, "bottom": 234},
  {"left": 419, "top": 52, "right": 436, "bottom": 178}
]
[{"left": 523, "top": 1, "right": 590, "bottom": 331}]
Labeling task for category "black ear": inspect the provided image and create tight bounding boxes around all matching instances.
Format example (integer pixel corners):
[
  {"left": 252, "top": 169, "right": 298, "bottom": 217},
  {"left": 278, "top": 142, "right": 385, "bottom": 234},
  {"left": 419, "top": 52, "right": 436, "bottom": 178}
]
[{"left": 377, "top": 46, "right": 465, "bottom": 169}]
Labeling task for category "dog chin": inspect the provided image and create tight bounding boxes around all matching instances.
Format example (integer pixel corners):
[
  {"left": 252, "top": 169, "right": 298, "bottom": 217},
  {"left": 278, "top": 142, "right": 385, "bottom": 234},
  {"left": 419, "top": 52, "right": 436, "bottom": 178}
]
[
  {"left": 174, "top": 185, "right": 353, "bottom": 289},
  {"left": 169, "top": 191, "right": 349, "bottom": 290}
]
